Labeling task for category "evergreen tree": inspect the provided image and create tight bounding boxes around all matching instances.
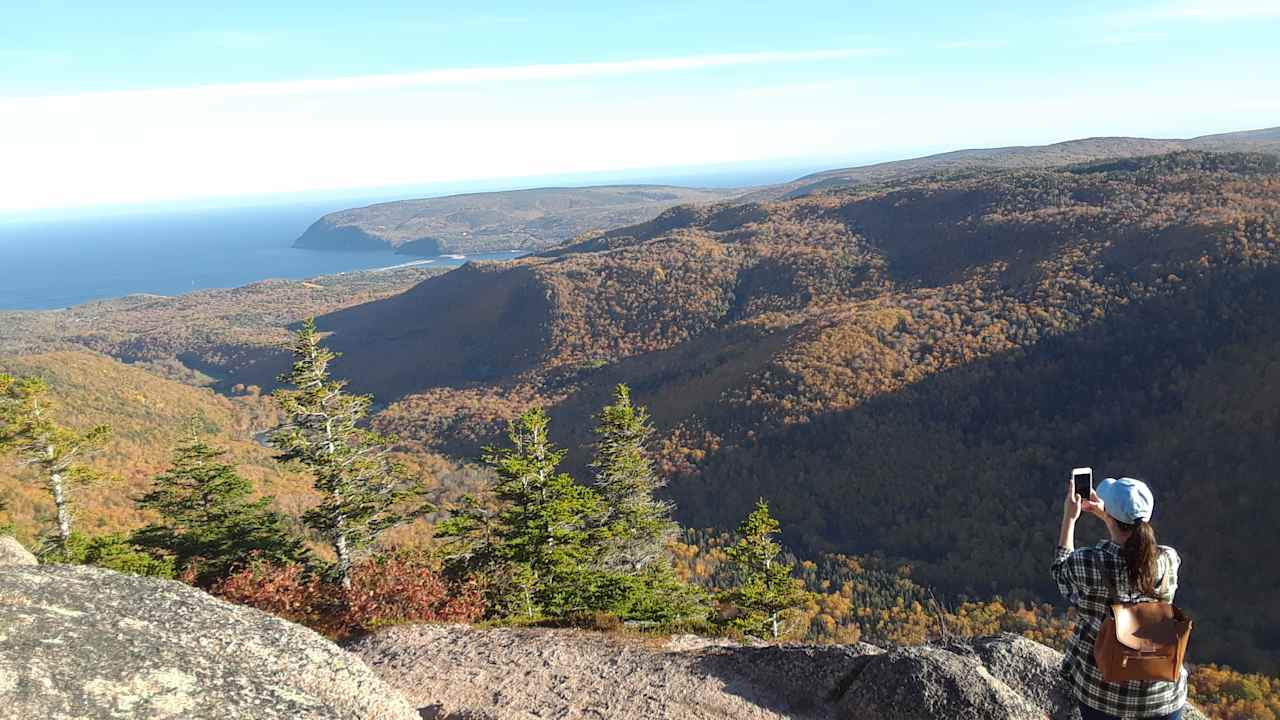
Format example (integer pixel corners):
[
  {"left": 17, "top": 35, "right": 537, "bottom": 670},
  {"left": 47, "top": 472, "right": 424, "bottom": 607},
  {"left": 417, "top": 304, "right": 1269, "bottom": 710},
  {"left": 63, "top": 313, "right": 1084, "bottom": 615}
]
[
  {"left": 592, "top": 561, "right": 709, "bottom": 625},
  {"left": 0, "top": 373, "right": 110, "bottom": 553},
  {"left": 589, "top": 384, "right": 676, "bottom": 572},
  {"left": 51, "top": 531, "right": 176, "bottom": 578},
  {"left": 439, "top": 408, "right": 601, "bottom": 618},
  {"left": 271, "top": 319, "right": 431, "bottom": 588},
  {"left": 720, "top": 498, "right": 809, "bottom": 639},
  {"left": 131, "top": 422, "right": 311, "bottom": 585}
]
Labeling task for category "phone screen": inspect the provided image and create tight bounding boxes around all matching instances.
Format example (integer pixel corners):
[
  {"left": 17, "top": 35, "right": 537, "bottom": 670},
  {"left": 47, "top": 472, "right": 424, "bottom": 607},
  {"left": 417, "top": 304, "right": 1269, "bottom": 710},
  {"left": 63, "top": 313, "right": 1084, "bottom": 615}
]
[{"left": 1073, "top": 472, "right": 1092, "bottom": 498}]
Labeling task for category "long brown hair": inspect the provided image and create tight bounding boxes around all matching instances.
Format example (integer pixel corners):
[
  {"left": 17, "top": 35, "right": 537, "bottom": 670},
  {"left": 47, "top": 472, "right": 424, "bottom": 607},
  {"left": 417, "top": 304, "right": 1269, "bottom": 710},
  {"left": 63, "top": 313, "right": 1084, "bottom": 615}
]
[{"left": 1118, "top": 519, "right": 1160, "bottom": 596}]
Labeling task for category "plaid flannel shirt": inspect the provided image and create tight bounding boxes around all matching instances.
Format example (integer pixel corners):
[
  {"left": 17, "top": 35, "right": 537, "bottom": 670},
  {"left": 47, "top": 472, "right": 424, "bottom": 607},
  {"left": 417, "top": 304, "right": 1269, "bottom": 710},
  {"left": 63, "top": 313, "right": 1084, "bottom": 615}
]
[{"left": 1052, "top": 540, "right": 1186, "bottom": 719}]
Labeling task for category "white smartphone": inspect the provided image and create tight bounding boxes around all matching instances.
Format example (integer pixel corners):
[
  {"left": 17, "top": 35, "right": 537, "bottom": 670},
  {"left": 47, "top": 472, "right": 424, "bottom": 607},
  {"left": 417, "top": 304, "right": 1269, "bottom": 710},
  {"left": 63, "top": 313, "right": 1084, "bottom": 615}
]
[{"left": 1072, "top": 467, "right": 1093, "bottom": 499}]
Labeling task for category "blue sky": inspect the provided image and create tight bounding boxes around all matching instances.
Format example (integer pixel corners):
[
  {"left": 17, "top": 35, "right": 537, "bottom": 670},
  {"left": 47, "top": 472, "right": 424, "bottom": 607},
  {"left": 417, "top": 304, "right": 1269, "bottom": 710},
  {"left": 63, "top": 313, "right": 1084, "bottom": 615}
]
[{"left": 2, "top": 0, "right": 1278, "bottom": 212}]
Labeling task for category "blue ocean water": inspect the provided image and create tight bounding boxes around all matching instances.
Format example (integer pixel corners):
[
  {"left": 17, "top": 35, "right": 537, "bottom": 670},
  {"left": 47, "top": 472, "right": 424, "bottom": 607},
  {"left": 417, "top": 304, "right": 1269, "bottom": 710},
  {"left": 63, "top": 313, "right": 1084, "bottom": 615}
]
[
  {"left": 0, "top": 201, "right": 506, "bottom": 310},
  {"left": 0, "top": 162, "right": 840, "bottom": 311}
]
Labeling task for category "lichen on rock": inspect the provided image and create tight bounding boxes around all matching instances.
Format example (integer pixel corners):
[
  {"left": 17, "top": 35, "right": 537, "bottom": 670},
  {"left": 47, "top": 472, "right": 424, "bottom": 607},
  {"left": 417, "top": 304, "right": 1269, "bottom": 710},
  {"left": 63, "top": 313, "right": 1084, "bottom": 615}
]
[
  {"left": 0, "top": 536, "right": 36, "bottom": 566},
  {"left": 0, "top": 564, "right": 418, "bottom": 720}
]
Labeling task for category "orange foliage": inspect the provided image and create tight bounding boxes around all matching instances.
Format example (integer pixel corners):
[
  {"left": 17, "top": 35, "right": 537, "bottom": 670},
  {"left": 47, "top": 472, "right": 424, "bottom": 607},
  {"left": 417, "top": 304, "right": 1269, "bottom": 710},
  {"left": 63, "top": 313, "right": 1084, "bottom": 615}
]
[{"left": 211, "top": 555, "right": 485, "bottom": 638}]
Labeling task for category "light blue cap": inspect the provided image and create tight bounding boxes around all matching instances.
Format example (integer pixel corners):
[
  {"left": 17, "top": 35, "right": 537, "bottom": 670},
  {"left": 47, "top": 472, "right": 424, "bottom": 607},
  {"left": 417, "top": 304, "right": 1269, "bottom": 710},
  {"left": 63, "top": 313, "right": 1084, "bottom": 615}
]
[{"left": 1096, "top": 477, "right": 1154, "bottom": 524}]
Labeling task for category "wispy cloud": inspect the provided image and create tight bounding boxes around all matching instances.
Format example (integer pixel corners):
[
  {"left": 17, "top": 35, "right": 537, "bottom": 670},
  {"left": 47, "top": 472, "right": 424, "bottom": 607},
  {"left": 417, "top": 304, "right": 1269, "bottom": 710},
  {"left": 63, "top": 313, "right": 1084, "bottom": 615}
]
[
  {"left": 1153, "top": 0, "right": 1280, "bottom": 19},
  {"left": 173, "top": 29, "right": 282, "bottom": 51},
  {"left": 1108, "top": 0, "right": 1280, "bottom": 25},
  {"left": 3, "top": 48, "right": 886, "bottom": 104},
  {"left": 936, "top": 40, "right": 1008, "bottom": 51},
  {"left": 1091, "top": 31, "right": 1169, "bottom": 46}
]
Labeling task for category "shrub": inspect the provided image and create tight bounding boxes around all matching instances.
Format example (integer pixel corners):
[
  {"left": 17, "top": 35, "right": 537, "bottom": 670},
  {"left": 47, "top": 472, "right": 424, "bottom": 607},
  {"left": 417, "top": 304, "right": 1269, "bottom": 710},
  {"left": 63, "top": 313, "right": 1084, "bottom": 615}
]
[
  {"left": 211, "top": 555, "right": 485, "bottom": 637},
  {"left": 211, "top": 559, "right": 330, "bottom": 629},
  {"left": 342, "top": 555, "right": 486, "bottom": 632},
  {"left": 593, "top": 564, "right": 710, "bottom": 625},
  {"left": 553, "top": 611, "right": 625, "bottom": 633},
  {"left": 42, "top": 532, "right": 175, "bottom": 578}
]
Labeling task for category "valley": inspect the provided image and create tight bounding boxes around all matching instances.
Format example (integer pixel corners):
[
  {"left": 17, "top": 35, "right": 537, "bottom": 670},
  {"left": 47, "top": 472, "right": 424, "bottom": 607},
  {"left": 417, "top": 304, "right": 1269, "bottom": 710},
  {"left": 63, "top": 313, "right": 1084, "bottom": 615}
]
[{"left": 4, "top": 139, "right": 1280, "bottom": 678}]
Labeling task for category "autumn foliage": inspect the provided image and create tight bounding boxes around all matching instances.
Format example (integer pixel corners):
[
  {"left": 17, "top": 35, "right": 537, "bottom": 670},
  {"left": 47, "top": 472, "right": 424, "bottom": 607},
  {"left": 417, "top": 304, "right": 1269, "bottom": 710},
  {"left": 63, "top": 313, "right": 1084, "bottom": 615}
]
[
  {"left": 211, "top": 555, "right": 485, "bottom": 638},
  {"left": 1190, "top": 664, "right": 1280, "bottom": 720},
  {"left": 5, "top": 152, "right": 1280, "bottom": 718},
  {"left": 339, "top": 152, "right": 1280, "bottom": 675}
]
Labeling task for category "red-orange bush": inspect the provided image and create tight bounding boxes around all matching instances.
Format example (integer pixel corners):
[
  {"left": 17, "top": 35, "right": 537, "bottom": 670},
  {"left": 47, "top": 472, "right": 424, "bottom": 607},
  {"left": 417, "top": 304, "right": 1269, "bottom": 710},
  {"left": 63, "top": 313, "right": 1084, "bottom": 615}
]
[
  {"left": 210, "top": 555, "right": 485, "bottom": 637},
  {"left": 211, "top": 560, "right": 331, "bottom": 629},
  {"left": 342, "top": 555, "right": 486, "bottom": 632}
]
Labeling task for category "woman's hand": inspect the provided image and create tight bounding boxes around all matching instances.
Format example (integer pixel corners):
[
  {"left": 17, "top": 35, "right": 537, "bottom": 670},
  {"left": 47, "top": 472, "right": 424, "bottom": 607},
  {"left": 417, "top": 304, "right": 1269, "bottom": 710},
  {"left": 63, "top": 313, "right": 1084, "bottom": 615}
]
[
  {"left": 1063, "top": 476, "right": 1083, "bottom": 523},
  {"left": 1082, "top": 490, "right": 1106, "bottom": 519}
]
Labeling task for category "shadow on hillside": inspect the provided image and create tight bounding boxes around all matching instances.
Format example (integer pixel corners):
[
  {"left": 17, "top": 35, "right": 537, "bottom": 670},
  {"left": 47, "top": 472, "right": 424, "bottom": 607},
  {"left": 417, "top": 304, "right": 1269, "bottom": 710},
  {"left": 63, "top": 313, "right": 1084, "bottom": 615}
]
[
  {"left": 667, "top": 263, "right": 1280, "bottom": 674},
  {"left": 313, "top": 262, "right": 552, "bottom": 400}
]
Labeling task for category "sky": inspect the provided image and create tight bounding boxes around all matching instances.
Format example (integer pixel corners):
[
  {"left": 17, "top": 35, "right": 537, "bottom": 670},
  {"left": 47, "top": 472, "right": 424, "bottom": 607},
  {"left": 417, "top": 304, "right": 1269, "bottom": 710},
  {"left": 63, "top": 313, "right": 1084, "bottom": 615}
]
[{"left": 2, "top": 0, "right": 1278, "bottom": 214}]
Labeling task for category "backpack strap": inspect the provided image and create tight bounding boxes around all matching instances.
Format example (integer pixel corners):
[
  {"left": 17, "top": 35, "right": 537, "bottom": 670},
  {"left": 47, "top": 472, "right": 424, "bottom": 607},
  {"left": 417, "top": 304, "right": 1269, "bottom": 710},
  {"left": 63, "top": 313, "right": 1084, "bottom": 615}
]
[{"left": 1158, "top": 558, "right": 1170, "bottom": 596}]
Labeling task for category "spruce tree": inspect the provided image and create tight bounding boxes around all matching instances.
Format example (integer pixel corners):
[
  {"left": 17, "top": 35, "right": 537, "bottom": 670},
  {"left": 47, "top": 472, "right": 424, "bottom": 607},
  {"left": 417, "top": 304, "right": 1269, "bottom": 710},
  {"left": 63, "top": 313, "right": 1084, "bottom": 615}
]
[
  {"left": 271, "top": 319, "right": 431, "bottom": 588},
  {"left": 132, "top": 422, "right": 310, "bottom": 585},
  {"left": 439, "top": 407, "right": 601, "bottom": 618},
  {"left": 720, "top": 498, "right": 809, "bottom": 639},
  {"left": 589, "top": 384, "right": 676, "bottom": 572},
  {"left": 0, "top": 374, "right": 110, "bottom": 553},
  {"left": 54, "top": 531, "right": 175, "bottom": 578}
]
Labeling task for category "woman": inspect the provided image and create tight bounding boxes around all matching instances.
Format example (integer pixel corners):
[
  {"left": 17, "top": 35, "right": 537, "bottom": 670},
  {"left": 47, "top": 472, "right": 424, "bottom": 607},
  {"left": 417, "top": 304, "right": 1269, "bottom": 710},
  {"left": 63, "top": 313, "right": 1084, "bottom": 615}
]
[{"left": 1052, "top": 476, "right": 1185, "bottom": 720}]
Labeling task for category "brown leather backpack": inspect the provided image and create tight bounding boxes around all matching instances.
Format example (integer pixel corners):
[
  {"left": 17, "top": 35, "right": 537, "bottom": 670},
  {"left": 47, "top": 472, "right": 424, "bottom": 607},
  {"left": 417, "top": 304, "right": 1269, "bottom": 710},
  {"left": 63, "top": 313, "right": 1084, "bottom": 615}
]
[{"left": 1093, "top": 572, "right": 1192, "bottom": 683}]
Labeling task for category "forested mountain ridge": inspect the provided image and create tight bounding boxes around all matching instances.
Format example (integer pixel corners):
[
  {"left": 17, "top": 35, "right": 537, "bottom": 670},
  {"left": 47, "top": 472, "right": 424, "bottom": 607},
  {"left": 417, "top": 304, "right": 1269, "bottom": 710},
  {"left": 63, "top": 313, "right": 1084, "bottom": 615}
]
[
  {"left": 745, "top": 126, "right": 1280, "bottom": 200},
  {"left": 324, "top": 151, "right": 1280, "bottom": 407},
  {"left": 311, "top": 151, "right": 1280, "bottom": 671},
  {"left": 293, "top": 185, "right": 742, "bottom": 255},
  {"left": 289, "top": 128, "right": 1278, "bottom": 257}
]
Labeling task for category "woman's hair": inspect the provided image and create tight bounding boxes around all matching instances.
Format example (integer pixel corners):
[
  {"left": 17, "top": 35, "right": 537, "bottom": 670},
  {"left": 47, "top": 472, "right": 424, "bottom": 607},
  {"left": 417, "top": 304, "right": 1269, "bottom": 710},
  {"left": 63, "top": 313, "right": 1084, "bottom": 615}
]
[{"left": 1117, "top": 519, "right": 1160, "bottom": 596}]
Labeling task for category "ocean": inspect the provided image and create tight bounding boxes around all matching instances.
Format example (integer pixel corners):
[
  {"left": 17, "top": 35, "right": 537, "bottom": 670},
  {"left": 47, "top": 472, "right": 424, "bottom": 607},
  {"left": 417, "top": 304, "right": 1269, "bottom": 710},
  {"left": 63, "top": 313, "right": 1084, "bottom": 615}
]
[
  {"left": 0, "top": 162, "right": 837, "bottom": 311},
  {"left": 0, "top": 201, "right": 509, "bottom": 310}
]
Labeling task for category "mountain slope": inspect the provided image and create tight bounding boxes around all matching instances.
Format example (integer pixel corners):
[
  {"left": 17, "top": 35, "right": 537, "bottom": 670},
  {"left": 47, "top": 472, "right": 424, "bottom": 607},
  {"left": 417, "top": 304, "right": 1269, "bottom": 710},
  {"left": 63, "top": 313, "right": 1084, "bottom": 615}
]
[
  {"left": 0, "top": 266, "right": 440, "bottom": 391},
  {"left": 744, "top": 126, "right": 1280, "bottom": 201},
  {"left": 292, "top": 128, "right": 1279, "bottom": 257},
  {"left": 313, "top": 151, "right": 1280, "bottom": 671},
  {"left": 293, "top": 185, "right": 742, "bottom": 255},
  {"left": 0, "top": 351, "right": 310, "bottom": 542}
]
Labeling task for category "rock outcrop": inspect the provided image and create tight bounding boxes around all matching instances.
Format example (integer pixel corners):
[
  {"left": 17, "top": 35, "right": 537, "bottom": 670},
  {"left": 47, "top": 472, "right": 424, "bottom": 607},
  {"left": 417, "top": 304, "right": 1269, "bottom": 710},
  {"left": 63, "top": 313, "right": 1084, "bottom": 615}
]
[
  {"left": 0, "top": 564, "right": 1211, "bottom": 720},
  {"left": 0, "top": 565, "right": 419, "bottom": 720},
  {"left": 351, "top": 625, "right": 1209, "bottom": 720},
  {"left": 0, "top": 536, "right": 36, "bottom": 566}
]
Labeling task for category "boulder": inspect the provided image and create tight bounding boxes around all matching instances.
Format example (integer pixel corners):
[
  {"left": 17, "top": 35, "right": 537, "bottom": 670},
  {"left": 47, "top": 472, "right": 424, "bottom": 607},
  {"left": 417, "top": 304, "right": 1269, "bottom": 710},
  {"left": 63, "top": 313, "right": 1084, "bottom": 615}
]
[
  {"left": 966, "top": 634, "right": 1076, "bottom": 718},
  {"left": 835, "top": 643, "right": 1047, "bottom": 719},
  {"left": 0, "top": 565, "right": 419, "bottom": 720},
  {"left": 0, "top": 536, "right": 36, "bottom": 566}
]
